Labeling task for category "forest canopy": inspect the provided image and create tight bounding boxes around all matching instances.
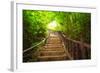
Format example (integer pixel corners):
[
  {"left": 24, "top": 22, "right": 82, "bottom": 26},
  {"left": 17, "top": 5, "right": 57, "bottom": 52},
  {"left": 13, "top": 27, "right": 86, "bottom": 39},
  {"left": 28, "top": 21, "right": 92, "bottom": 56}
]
[{"left": 23, "top": 10, "right": 91, "bottom": 50}]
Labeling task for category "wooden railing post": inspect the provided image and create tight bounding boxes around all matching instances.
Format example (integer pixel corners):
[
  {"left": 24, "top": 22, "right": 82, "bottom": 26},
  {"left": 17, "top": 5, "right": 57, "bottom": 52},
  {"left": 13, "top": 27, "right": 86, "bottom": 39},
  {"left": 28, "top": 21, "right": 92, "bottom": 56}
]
[
  {"left": 80, "top": 37, "right": 85, "bottom": 59},
  {"left": 57, "top": 32, "right": 90, "bottom": 60}
]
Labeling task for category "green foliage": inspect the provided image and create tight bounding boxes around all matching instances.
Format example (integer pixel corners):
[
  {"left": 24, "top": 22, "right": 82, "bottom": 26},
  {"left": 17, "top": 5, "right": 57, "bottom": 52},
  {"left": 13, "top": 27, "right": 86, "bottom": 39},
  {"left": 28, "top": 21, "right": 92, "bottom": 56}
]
[
  {"left": 23, "top": 10, "right": 55, "bottom": 50},
  {"left": 23, "top": 10, "right": 91, "bottom": 50},
  {"left": 55, "top": 12, "right": 91, "bottom": 43}
]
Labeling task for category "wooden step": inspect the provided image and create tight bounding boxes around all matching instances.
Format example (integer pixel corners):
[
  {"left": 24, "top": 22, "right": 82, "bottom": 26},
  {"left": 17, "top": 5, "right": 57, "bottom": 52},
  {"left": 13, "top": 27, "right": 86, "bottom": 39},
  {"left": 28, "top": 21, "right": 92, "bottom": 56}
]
[
  {"left": 48, "top": 37, "right": 60, "bottom": 40},
  {"left": 38, "top": 54, "right": 67, "bottom": 61},
  {"left": 44, "top": 45, "right": 63, "bottom": 48},
  {"left": 39, "top": 50, "right": 65, "bottom": 56},
  {"left": 49, "top": 36, "right": 59, "bottom": 39},
  {"left": 47, "top": 41, "right": 61, "bottom": 44},
  {"left": 40, "top": 48, "right": 64, "bottom": 51},
  {"left": 45, "top": 44, "right": 62, "bottom": 46},
  {"left": 41, "top": 47, "right": 64, "bottom": 51}
]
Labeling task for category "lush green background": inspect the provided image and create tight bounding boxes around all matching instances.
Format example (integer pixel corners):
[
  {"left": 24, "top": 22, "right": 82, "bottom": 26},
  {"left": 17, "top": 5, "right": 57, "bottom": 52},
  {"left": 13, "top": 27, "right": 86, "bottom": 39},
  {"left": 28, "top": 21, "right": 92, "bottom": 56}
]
[{"left": 23, "top": 10, "right": 91, "bottom": 50}]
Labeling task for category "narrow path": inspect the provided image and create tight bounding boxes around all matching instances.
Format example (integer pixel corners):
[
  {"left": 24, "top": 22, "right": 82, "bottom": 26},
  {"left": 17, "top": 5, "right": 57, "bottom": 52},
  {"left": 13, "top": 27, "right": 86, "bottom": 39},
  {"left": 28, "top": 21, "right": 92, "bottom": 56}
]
[{"left": 37, "top": 31, "right": 68, "bottom": 61}]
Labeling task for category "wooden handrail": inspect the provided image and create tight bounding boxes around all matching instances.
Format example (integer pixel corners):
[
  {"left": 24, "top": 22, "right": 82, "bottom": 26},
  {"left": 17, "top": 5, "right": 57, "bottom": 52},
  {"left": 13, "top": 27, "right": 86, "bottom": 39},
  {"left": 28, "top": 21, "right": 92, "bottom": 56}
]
[
  {"left": 23, "top": 31, "right": 50, "bottom": 54},
  {"left": 62, "top": 33, "right": 91, "bottom": 49},
  {"left": 58, "top": 31, "right": 91, "bottom": 59},
  {"left": 23, "top": 38, "right": 47, "bottom": 53}
]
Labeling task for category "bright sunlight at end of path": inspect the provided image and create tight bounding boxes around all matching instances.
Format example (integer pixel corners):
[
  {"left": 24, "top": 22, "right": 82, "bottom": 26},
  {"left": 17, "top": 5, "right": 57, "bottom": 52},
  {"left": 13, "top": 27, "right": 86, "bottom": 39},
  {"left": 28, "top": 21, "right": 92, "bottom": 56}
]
[{"left": 48, "top": 20, "right": 57, "bottom": 30}]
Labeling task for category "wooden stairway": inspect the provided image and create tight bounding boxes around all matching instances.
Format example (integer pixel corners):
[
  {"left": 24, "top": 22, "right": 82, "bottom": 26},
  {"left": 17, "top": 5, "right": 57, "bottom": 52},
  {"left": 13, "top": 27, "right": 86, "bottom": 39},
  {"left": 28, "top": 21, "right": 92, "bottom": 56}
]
[{"left": 37, "top": 32, "right": 68, "bottom": 61}]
